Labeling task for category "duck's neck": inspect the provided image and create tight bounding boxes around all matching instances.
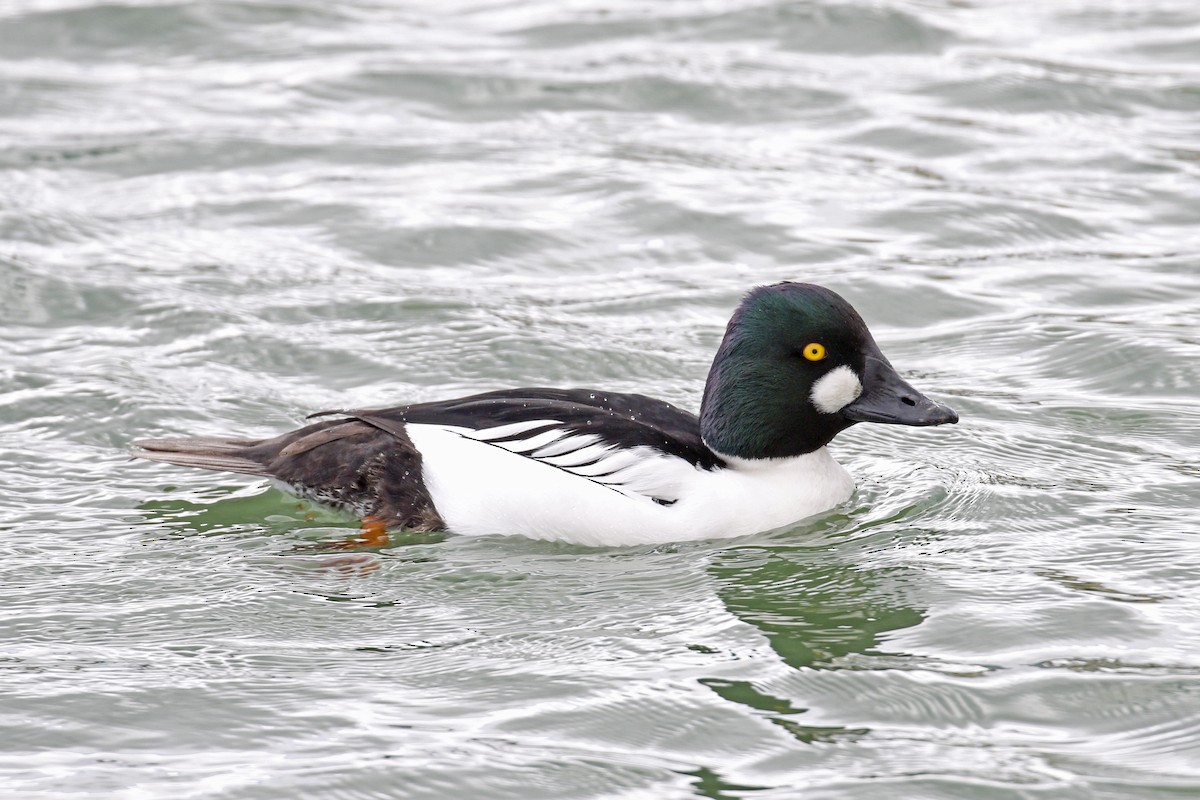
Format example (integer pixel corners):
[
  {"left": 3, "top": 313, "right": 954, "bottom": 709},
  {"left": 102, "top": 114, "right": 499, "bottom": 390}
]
[{"left": 699, "top": 332, "right": 848, "bottom": 461}]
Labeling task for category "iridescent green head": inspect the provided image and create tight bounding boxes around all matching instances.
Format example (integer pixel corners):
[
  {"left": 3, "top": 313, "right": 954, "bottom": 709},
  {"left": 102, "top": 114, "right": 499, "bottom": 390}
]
[{"left": 700, "top": 282, "right": 957, "bottom": 460}]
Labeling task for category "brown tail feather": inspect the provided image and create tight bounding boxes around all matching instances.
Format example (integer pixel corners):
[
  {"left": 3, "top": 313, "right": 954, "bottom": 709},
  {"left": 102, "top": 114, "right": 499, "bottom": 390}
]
[{"left": 132, "top": 437, "right": 270, "bottom": 477}]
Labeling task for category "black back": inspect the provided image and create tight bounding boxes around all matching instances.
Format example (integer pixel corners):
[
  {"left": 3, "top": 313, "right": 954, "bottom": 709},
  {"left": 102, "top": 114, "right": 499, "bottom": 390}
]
[{"left": 314, "top": 388, "right": 725, "bottom": 471}]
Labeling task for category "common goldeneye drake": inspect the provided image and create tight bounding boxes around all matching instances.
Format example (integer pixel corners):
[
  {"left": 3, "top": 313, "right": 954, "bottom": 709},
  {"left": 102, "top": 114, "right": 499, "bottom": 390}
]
[{"left": 133, "top": 282, "right": 957, "bottom": 546}]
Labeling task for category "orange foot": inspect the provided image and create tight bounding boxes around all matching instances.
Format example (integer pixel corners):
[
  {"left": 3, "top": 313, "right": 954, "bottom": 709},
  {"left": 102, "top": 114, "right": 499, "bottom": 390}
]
[{"left": 319, "top": 515, "right": 392, "bottom": 551}]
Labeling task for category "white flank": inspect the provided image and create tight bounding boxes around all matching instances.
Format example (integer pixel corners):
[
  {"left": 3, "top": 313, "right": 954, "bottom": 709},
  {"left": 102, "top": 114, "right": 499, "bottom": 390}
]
[
  {"left": 405, "top": 422, "right": 855, "bottom": 547},
  {"left": 810, "top": 365, "right": 863, "bottom": 414}
]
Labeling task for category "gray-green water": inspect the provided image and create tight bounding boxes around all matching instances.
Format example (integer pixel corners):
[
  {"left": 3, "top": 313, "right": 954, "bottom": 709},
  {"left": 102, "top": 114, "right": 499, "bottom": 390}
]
[{"left": 3, "top": 1, "right": 1200, "bottom": 797}]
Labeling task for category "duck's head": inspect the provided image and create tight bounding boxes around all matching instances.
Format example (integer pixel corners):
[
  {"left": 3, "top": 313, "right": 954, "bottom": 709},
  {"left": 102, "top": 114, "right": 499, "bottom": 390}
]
[{"left": 700, "top": 282, "right": 958, "bottom": 460}]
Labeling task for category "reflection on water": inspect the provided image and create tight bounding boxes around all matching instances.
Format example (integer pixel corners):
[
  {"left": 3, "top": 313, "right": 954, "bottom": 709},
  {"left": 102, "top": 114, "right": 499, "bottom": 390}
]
[
  {"left": 707, "top": 539, "right": 925, "bottom": 746},
  {"left": 713, "top": 548, "right": 926, "bottom": 672},
  {"left": 3, "top": 0, "right": 1200, "bottom": 796}
]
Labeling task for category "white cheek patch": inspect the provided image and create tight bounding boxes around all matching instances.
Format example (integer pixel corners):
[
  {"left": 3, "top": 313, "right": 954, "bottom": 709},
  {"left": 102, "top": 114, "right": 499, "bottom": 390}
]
[{"left": 810, "top": 365, "right": 863, "bottom": 414}]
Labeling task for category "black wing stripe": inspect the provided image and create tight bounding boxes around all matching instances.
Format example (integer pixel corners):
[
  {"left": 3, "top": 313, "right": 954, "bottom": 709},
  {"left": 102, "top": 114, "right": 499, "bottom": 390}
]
[
  {"left": 532, "top": 435, "right": 601, "bottom": 460},
  {"left": 582, "top": 466, "right": 633, "bottom": 480},
  {"left": 539, "top": 452, "right": 609, "bottom": 470},
  {"left": 448, "top": 429, "right": 634, "bottom": 499},
  {"left": 486, "top": 425, "right": 564, "bottom": 446}
]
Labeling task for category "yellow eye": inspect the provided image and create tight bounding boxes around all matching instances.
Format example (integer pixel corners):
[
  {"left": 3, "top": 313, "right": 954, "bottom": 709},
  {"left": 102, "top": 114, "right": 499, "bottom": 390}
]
[{"left": 802, "top": 342, "right": 827, "bottom": 361}]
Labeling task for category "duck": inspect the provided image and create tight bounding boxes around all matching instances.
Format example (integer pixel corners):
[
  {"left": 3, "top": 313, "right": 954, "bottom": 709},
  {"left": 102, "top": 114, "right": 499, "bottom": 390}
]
[{"left": 133, "top": 282, "right": 958, "bottom": 546}]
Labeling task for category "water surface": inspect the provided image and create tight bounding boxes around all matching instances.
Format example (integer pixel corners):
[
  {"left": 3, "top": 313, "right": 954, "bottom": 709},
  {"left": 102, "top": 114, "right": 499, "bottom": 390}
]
[{"left": 2, "top": 1, "right": 1199, "bottom": 798}]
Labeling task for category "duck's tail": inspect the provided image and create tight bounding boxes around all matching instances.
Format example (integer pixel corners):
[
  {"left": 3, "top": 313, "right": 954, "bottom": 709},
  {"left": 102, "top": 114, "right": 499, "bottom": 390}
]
[{"left": 131, "top": 436, "right": 271, "bottom": 476}]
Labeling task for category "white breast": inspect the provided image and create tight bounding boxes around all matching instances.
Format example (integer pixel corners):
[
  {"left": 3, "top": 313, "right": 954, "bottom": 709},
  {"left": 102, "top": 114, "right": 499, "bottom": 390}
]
[{"left": 404, "top": 423, "right": 855, "bottom": 546}]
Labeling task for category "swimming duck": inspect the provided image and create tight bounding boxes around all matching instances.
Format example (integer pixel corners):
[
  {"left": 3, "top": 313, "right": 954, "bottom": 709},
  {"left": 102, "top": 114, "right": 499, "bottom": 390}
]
[{"left": 133, "top": 282, "right": 957, "bottom": 546}]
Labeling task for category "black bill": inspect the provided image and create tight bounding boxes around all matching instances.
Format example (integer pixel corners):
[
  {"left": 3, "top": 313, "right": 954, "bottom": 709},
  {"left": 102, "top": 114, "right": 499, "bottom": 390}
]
[{"left": 842, "top": 355, "right": 959, "bottom": 427}]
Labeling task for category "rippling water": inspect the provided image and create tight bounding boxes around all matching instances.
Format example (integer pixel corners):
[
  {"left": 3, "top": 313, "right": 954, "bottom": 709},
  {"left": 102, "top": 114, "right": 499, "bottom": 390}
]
[{"left": 3, "top": 1, "right": 1200, "bottom": 797}]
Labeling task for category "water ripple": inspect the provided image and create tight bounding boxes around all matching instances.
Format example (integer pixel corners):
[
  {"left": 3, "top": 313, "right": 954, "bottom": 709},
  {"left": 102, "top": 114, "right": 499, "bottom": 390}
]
[{"left": 3, "top": 0, "right": 1200, "bottom": 797}]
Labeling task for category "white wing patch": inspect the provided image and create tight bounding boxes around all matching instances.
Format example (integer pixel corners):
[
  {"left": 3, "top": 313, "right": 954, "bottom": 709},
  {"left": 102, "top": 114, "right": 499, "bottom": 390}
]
[
  {"left": 437, "top": 419, "right": 688, "bottom": 502},
  {"left": 470, "top": 419, "right": 562, "bottom": 441}
]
